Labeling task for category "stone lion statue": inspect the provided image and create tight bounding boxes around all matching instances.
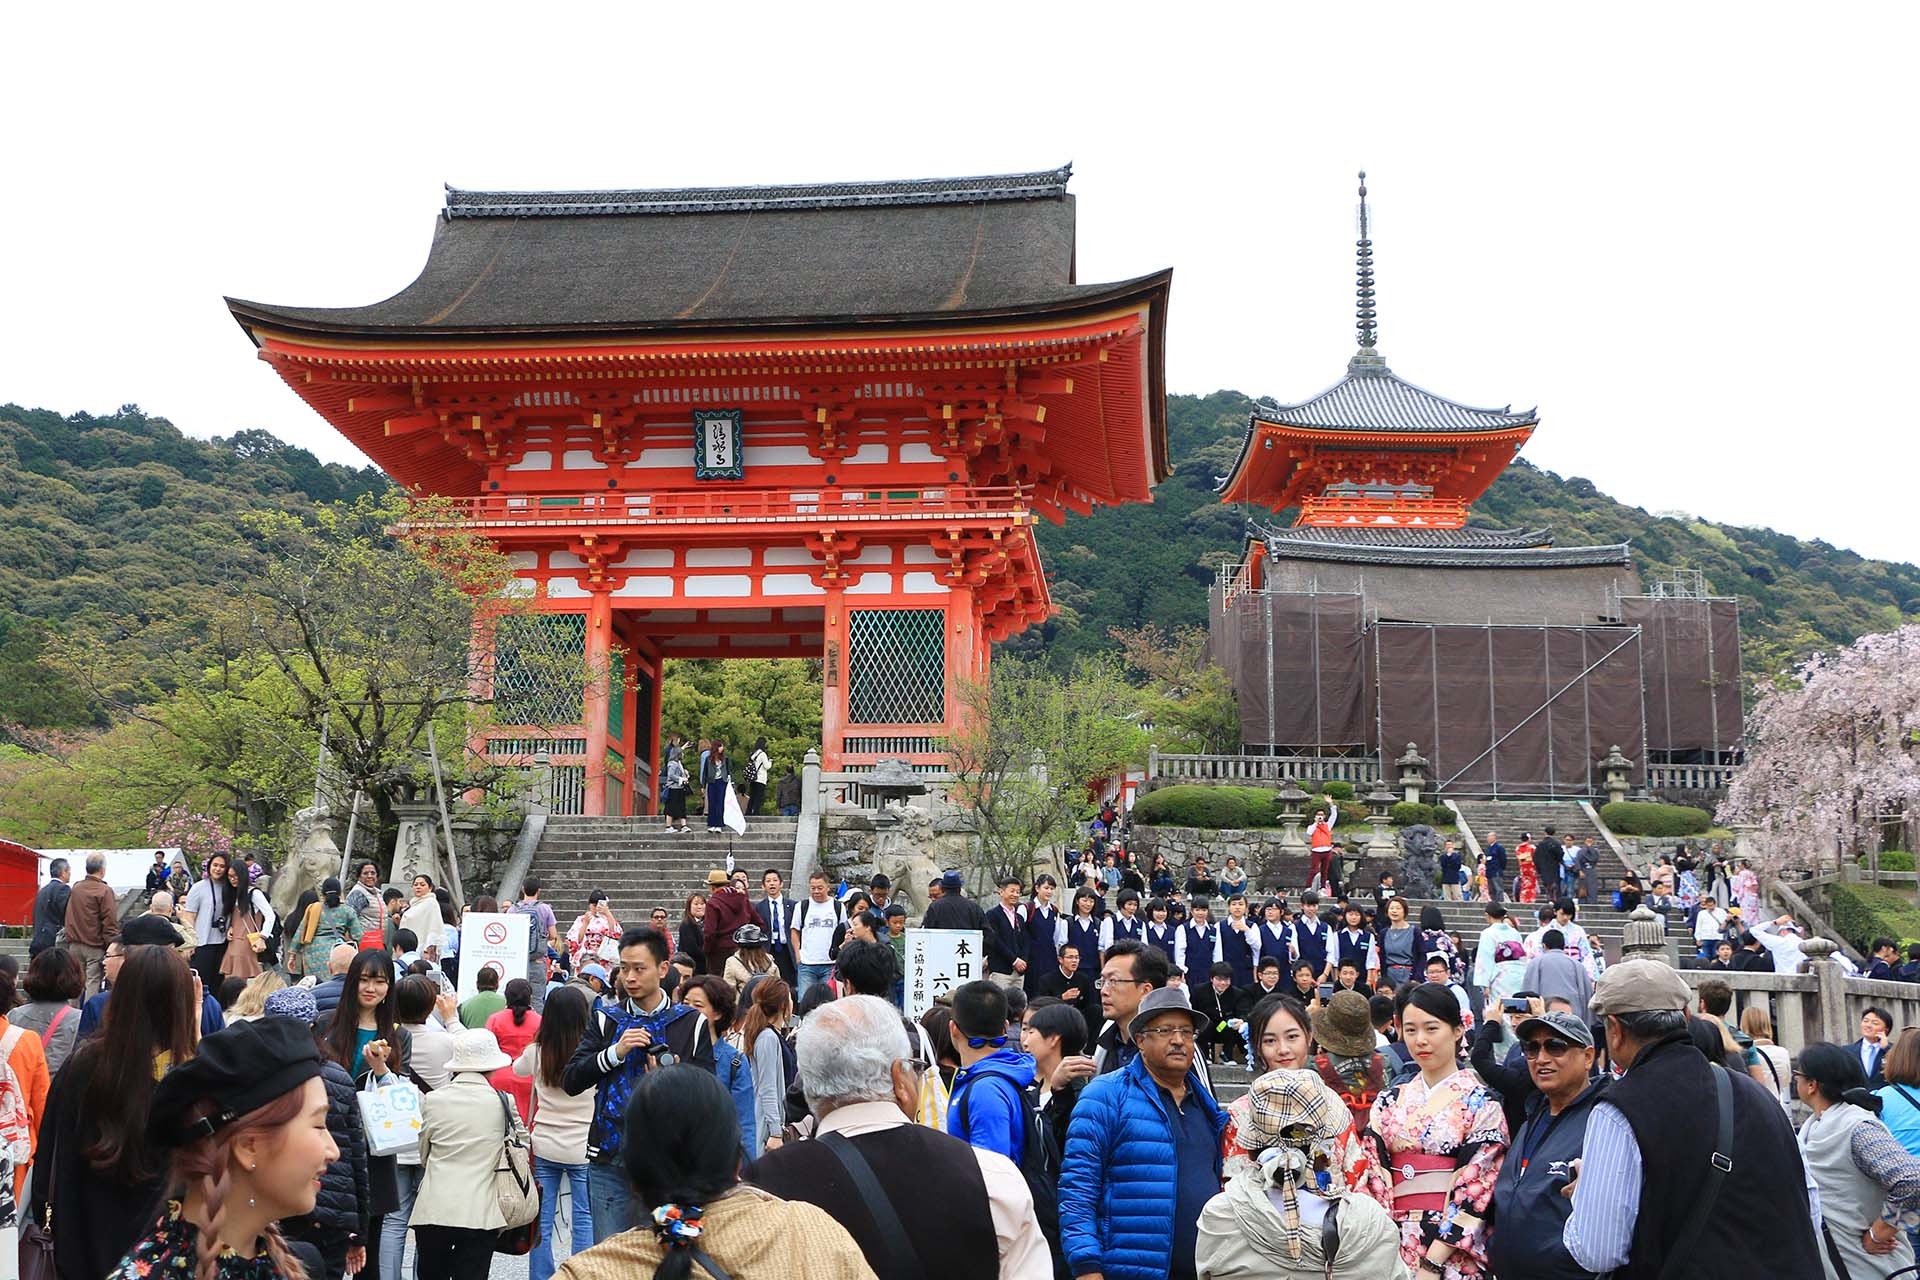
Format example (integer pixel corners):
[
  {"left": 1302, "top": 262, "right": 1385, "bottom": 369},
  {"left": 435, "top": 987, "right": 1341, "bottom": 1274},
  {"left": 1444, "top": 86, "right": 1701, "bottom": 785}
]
[
  {"left": 1398, "top": 824, "right": 1442, "bottom": 895},
  {"left": 273, "top": 805, "right": 344, "bottom": 919}
]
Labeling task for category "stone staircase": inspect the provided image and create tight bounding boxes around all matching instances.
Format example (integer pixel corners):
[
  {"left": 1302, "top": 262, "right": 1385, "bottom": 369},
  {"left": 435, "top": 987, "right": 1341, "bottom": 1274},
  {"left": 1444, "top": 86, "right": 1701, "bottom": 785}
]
[
  {"left": 1446, "top": 799, "right": 1635, "bottom": 888},
  {"left": 526, "top": 817, "right": 800, "bottom": 924}
]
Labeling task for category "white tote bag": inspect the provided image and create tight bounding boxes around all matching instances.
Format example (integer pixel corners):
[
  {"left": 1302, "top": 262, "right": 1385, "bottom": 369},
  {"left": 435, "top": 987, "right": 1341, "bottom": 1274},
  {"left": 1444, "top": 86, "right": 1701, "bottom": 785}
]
[{"left": 356, "top": 1079, "right": 425, "bottom": 1158}]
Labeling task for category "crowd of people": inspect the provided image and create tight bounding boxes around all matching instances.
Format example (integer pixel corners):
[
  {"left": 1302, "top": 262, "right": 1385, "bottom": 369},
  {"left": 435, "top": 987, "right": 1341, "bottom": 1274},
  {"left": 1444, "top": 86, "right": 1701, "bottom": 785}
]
[{"left": 11, "top": 820, "right": 1920, "bottom": 1280}]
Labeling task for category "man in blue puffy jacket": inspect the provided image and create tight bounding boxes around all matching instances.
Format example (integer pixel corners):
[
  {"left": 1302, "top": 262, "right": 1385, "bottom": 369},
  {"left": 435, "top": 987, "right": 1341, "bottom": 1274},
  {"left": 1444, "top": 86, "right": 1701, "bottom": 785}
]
[
  {"left": 947, "top": 980, "right": 1037, "bottom": 1163},
  {"left": 1058, "top": 985, "right": 1227, "bottom": 1280}
]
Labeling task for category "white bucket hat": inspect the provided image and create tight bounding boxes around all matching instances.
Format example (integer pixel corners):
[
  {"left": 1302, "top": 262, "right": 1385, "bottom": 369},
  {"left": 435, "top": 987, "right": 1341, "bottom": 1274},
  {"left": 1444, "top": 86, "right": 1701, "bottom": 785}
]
[{"left": 446, "top": 1028, "right": 511, "bottom": 1074}]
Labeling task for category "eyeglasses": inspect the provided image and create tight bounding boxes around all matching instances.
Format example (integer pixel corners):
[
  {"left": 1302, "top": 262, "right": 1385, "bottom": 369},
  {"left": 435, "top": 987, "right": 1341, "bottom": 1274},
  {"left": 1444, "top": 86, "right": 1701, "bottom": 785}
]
[
  {"left": 1136, "top": 1026, "right": 1198, "bottom": 1043},
  {"left": 1521, "top": 1037, "right": 1580, "bottom": 1058},
  {"left": 1093, "top": 975, "right": 1149, "bottom": 990}
]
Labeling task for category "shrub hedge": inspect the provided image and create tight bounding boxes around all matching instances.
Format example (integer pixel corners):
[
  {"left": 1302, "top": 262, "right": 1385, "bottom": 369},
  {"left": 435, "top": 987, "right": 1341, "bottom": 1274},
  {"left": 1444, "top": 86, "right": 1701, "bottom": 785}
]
[
  {"left": 1133, "top": 785, "right": 1280, "bottom": 829},
  {"left": 1391, "top": 802, "right": 1438, "bottom": 827},
  {"left": 1857, "top": 852, "right": 1917, "bottom": 873},
  {"left": 1317, "top": 780, "right": 1356, "bottom": 802},
  {"left": 1828, "top": 882, "right": 1920, "bottom": 952},
  {"left": 1598, "top": 801, "right": 1714, "bottom": 837}
]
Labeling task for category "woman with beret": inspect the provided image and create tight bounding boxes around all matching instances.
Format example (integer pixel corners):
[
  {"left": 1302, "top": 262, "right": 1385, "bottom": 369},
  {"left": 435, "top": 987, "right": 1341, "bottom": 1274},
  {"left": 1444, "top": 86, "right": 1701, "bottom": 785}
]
[
  {"left": 107, "top": 1017, "right": 338, "bottom": 1279},
  {"left": 31, "top": 944, "right": 201, "bottom": 1280}
]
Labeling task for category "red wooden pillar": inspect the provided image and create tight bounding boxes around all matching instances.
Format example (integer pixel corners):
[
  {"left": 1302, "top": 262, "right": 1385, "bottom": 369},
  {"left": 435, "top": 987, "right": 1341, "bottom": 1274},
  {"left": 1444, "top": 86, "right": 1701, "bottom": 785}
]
[
  {"left": 617, "top": 624, "right": 640, "bottom": 817},
  {"left": 642, "top": 638, "right": 665, "bottom": 817},
  {"left": 821, "top": 586, "right": 849, "bottom": 772},
  {"left": 944, "top": 585, "right": 978, "bottom": 745},
  {"left": 582, "top": 592, "right": 613, "bottom": 817}
]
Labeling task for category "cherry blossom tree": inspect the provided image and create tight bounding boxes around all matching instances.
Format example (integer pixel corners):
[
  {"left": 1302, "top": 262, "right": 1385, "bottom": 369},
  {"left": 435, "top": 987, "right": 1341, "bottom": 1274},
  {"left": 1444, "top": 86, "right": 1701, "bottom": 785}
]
[
  {"left": 146, "top": 807, "right": 234, "bottom": 867},
  {"left": 1720, "top": 624, "right": 1920, "bottom": 877}
]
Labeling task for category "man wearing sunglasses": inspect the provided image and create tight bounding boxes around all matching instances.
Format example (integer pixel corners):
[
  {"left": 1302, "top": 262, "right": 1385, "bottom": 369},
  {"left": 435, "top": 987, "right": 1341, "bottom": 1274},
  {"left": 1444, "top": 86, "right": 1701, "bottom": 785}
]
[{"left": 1488, "top": 1010, "right": 1604, "bottom": 1279}]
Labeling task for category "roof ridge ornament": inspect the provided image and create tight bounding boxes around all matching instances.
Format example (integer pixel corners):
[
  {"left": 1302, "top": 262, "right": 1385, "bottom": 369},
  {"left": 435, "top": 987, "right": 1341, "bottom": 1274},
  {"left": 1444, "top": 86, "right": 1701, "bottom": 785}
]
[{"left": 1349, "top": 170, "right": 1389, "bottom": 376}]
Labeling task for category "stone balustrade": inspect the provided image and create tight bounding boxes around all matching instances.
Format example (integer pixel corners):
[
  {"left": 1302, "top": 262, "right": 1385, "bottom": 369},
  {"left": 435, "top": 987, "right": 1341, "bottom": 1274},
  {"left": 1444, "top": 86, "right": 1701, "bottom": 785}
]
[{"left": 1149, "top": 749, "right": 1381, "bottom": 785}]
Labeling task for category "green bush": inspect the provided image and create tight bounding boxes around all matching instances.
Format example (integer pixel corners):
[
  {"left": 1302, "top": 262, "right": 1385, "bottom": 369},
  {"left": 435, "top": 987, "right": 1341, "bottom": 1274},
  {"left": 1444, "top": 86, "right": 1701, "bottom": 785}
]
[
  {"left": 1828, "top": 883, "right": 1920, "bottom": 953},
  {"left": 1858, "top": 852, "right": 1916, "bottom": 873},
  {"left": 1598, "top": 801, "right": 1713, "bottom": 837},
  {"left": 1133, "top": 784, "right": 1279, "bottom": 829},
  {"left": 1390, "top": 801, "right": 1437, "bottom": 826},
  {"left": 1320, "top": 780, "right": 1356, "bottom": 803}
]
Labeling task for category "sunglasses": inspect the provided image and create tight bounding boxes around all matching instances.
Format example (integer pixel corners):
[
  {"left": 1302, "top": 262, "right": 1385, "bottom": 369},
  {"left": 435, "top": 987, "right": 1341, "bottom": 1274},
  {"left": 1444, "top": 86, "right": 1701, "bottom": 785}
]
[{"left": 1521, "top": 1037, "right": 1582, "bottom": 1058}]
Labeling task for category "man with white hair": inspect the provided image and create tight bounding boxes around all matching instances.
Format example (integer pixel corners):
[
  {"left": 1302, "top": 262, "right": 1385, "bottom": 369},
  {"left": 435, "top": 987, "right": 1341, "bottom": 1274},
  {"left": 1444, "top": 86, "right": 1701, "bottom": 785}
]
[
  {"left": 749, "top": 994, "right": 1050, "bottom": 1279},
  {"left": 63, "top": 851, "right": 120, "bottom": 997}
]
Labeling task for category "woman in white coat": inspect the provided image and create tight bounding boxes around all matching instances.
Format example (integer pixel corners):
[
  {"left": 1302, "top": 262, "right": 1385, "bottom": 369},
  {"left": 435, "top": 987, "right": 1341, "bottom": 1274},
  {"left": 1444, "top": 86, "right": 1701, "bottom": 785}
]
[
  {"left": 400, "top": 873, "right": 447, "bottom": 957},
  {"left": 412, "top": 1029, "right": 524, "bottom": 1279}
]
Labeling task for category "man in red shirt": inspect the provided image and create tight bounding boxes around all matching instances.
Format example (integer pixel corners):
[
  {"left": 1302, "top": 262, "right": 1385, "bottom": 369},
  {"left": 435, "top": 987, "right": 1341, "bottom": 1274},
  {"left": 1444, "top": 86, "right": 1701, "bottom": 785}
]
[
  {"left": 701, "top": 867, "right": 758, "bottom": 971},
  {"left": 1307, "top": 803, "right": 1339, "bottom": 892}
]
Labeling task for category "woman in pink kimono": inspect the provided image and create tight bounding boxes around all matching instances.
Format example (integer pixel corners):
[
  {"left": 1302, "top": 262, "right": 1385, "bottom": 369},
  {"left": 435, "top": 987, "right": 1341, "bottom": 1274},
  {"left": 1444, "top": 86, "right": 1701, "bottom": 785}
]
[
  {"left": 1360, "top": 983, "right": 1508, "bottom": 1279},
  {"left": 1733, "top": 859, "right": 1762, "bottom": 917}
]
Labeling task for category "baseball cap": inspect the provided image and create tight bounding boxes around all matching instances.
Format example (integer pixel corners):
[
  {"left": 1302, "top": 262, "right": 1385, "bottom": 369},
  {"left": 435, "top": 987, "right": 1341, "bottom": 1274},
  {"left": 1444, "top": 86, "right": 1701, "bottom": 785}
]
[
  {"left": 1515, "top": 1010, "right": 1595, "bottom": 1047},
  {"left": 1590, "top": 959, "right": 1692, "bottom": 1017}
]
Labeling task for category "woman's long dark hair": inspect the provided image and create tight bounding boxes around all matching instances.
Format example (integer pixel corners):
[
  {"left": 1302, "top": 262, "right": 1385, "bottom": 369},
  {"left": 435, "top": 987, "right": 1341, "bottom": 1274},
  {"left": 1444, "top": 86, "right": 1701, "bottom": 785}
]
[
  {"left": 324, "top": 949, "right": 404, "bottom": 1073},
  {"left": 622, "top": 1066, "right": 742, "bottom": 1280},
  {"left": 537, "top": 986, "right": 591, "bottom": 1088},
  {"left": 205, "top": 852, "right": 237, "bottom": 919},
  {"left": 321, "top": 877, "right": 343, "bottom": 910},
  {"left": 504, "top": 978, "right": 534, "bottom": 1027},
  {"left": 78, "top": 945, "right": 198, "bottom": 1180},
  {"left": 436, "top": 886, "right": 458, "bottom": 927},
  {"left": 1246, "top": 993, "right": 1311, "bottom": 1071},
  {"left": 1797, "top": 1041, "right": 1883, "bottom": 1112}
]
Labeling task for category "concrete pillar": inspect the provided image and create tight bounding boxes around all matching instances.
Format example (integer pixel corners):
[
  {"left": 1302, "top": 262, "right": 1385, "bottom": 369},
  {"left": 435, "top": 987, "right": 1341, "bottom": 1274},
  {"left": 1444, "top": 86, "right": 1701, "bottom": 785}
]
[
  {"left": 582, "top": 593, "right": 613, "bottom": 817},
  {"left": 793, "top": 747, "right": 824, "bottom": 885},
  {"left": 1803, "top": 938, "right": 1848, "bottom": 1042}
]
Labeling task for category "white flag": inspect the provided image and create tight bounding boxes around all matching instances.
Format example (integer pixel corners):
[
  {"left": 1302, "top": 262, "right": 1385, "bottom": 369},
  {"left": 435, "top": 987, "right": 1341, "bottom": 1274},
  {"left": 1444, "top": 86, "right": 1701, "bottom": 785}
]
[{"left": 722, "top": 785, "right": 748, "bottom": 835}]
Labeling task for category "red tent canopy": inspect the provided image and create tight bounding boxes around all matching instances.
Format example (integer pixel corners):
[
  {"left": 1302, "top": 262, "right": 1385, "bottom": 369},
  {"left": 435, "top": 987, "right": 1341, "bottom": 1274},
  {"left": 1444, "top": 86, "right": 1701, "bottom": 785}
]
[{"left": 0, "top": 840, "right": 40, "bottom": 927}]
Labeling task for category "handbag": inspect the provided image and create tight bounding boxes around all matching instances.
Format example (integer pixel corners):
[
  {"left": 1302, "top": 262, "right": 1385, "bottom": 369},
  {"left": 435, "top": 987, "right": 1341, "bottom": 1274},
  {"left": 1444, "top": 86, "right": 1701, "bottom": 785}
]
[
  {"left": 492, "top": 1090, "right": 540, "bottom": 1251},
  {"left": 20, "top": 1107, "right": 55, "bottom": 1280},
  {"left": 356, "top": 1078, "right": 425, "bottom": 1157}
]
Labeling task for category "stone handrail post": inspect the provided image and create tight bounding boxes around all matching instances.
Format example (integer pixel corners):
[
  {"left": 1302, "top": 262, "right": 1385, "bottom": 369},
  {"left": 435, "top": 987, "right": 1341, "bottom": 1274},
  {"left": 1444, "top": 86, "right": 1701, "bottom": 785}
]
[
  {"left": 1802, "top": 937, "right": 1850, "bottom": 1045},
  {"left": 793, "top": 747, "right": 823, "bottom": 886}
]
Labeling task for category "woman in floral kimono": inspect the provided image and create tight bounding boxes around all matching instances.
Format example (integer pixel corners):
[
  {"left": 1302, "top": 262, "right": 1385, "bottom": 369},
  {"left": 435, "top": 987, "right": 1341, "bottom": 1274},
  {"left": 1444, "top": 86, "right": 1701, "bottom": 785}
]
[
  {"left": 1360, "top": 983, "right": 1508, "bottom": 1279},
  {"left": 1733, "top": 859, "right": 1762, "bottom": 917},
  {"left": 1513, "top": 835, "right": 1538, "bottom": 904}
]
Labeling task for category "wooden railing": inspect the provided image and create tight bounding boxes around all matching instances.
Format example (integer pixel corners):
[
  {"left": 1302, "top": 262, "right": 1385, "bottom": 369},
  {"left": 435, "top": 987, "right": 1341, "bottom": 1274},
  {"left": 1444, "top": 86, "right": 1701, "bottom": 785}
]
[
  {"left": 1149, "top": 749, "right": 1382, "bottom": 785},
  {"left": 415, "top": 486, "right": 1033, "bottom": 529}
]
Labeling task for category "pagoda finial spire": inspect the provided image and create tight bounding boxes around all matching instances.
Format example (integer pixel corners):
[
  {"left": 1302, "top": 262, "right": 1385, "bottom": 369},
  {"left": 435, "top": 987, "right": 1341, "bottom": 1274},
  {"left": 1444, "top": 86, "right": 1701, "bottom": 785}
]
[{"left": 1350, "top": 170, "right": 1387, "bottom": 373}]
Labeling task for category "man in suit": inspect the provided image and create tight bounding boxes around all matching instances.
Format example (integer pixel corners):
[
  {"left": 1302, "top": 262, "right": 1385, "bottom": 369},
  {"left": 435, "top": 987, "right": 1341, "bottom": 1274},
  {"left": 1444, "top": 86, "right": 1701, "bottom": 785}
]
[
  {"left": 30, "top": 857, "right": 71, "bottom": 957},
  {"left": 1534, "top": 827, "right": 1566, "bottom": 903},
  {"left": 1854, "top": 1007, "right": 1895, "bottom": 1086},
  {"left": 756, "top": 868, "right": 799, "bottom": 987},
  {"left": 982, "top": 875, "right": 1030, "bottom": 990},
  {"left": 1040, "top": 942, "right": 1101, "bottom": 1045}
]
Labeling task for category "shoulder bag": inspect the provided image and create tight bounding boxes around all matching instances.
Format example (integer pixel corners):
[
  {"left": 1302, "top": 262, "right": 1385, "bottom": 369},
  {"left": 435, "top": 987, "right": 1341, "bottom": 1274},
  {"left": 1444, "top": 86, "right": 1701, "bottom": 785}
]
[
  {"left": 492, "top": 1090, "right": 540, "bottom": 1253},
  {"left": 1656, "top": 1062, "right": 1735, "bottom": 1280},
  {"left": 818, "top": 1131, "right": 920, "bottom": 1280}
]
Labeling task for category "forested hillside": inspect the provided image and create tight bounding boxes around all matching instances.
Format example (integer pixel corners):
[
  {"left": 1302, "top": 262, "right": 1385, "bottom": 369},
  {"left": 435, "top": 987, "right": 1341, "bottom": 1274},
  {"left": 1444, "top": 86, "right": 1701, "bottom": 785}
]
[
  {"left": 1018, "top": 391, "right": 1920, "bottom": 688},
  {"left": 0, "top": 404, "right": 387, "bottom": 730}
]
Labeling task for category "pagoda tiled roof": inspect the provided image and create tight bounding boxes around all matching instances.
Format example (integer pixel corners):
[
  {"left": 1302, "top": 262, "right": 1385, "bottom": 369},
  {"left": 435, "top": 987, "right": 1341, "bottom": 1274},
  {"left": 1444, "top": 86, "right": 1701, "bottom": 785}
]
[
  {"left": 1252, "top": 360, "right": 1538, "bottom": 435},
  {"left": 1262, "top": 529, "right": 1631, "bottom": 570},
  {"left": 227, "top": 165, "right": 1171, "bottom": 337},
  {"left": 1262, "top": 523, "right": 1555, "bottom": 549}
]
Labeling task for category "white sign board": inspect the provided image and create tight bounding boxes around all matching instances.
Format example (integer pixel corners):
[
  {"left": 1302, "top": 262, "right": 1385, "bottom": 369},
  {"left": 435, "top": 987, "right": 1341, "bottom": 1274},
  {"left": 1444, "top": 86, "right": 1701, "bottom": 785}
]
[
  {"left": 905, "top": 927, "right": 984, "bottom": 1020},
  {"left": 455, "top": 912, "right": 531, "bottom": 1005}
]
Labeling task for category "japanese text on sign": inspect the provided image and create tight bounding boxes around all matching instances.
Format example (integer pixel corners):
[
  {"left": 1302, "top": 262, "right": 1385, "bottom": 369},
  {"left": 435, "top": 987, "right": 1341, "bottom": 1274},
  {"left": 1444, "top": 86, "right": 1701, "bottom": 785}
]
[{"left": 905, "top": 928, "right": 984, "bottom": 1020}]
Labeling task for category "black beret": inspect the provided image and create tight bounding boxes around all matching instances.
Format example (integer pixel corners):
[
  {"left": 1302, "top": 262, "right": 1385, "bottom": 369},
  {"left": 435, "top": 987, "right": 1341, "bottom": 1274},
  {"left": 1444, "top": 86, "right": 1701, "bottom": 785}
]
[
  {"left": 148, "top": 1019, "right": 324, "bottom": 1149},
  {"left": 122, "top": 915, "right": 183, "bottom": 948}
]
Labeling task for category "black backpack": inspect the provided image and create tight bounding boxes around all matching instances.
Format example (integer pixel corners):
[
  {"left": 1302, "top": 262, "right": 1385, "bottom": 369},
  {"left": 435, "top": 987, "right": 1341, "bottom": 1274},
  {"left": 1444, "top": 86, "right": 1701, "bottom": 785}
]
[{"left": 954, "top": 1078, "right": 1061, "bottom": 1267}]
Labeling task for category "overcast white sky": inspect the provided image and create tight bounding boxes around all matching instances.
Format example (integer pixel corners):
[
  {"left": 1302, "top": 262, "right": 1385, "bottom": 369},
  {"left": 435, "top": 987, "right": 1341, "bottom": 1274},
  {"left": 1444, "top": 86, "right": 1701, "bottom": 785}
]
[{"left": 4, "top": 4, "right": 1915, "bottom": 566}]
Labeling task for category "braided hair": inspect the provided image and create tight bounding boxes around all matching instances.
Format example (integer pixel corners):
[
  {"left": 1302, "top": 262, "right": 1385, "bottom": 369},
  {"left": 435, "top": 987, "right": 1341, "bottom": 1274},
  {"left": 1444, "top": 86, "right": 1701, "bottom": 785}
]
[{"left": 170, "top": 1090, "right": 310, "bottom": 1280}]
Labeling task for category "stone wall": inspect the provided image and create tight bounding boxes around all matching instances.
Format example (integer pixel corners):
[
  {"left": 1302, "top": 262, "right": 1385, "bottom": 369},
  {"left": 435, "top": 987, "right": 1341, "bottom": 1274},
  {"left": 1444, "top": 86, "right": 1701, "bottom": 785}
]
[
  {"left": 817, "top": 805, "right": 979, "bottom": 917},
  {"left": 1131, "top": 824, "right": 1401, "bottom": 894}
]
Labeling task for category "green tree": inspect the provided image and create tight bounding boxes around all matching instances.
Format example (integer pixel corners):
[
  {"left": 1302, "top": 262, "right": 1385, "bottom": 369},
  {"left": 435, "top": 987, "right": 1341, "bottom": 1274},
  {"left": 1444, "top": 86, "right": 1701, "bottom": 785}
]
[{"left": 947, "top": 655, "right": 1148, "bottom": 882}]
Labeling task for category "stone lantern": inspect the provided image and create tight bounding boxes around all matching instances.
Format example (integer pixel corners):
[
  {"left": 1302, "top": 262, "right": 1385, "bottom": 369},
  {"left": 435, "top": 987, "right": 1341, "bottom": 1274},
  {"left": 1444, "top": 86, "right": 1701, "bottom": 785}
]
[
  {"left": 862, "top": 758, "right": 928, "bottom": 827},
  {"left": 1365, "top": 779, "right": 1399, "bottom": 856},
  {"left": 1396, "top": 743, "right": 1429, "bottom": 805},
  {"left": 1620, "top": 905, "right": 1670, "bottom": 965},
  {"left": 1276, "top": 781, "right": 1310, "bottom": 851},
  {"left": 1599, "top": 744, "right": 1634, "bottom": 807}
]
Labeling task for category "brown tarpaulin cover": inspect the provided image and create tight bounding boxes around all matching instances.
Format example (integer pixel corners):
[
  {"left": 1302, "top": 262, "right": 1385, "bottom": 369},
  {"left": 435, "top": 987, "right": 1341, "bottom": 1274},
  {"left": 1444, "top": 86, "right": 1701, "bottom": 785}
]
[
  {"left": 1214, "top": 591, "right": 1369, "bottom": 752},
  {"left": 1618, "top": 597, "right": 1743, "bottom": 756},
  {"left": 1373, "top": 623, "right": 1647, "bottom": 795}
]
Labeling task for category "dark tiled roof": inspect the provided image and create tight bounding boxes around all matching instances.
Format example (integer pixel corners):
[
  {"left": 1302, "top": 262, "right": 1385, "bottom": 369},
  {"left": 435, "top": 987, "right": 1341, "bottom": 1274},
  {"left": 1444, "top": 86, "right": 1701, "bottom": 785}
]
[
  {"left": 1264, "top": 531, "right": 1632, "bottom": 569},
  {"left": 445, "top": 167, "right": 1074, "bottom": 218},
  {"left": 227, "top": 166, "right": 1168, "bottom": 336},
  {"left": 1260, "top": 523, "right": 1555, "bottom": 549},
  {"left": 1253, "top": 359, "right": 1537, "bottom": 435}
]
